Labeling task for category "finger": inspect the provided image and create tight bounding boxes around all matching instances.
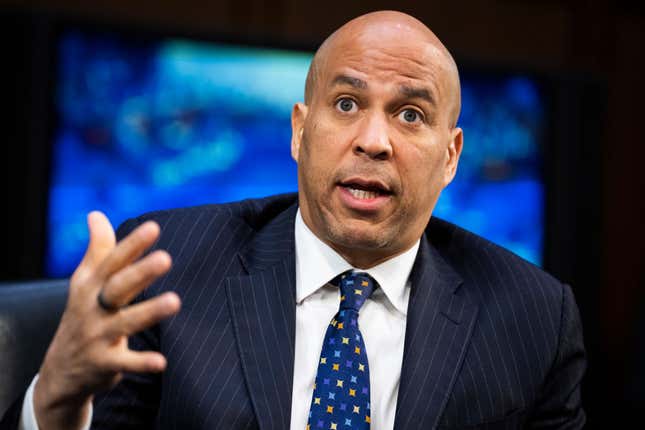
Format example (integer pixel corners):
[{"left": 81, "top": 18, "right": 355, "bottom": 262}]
[
  {"left": 96, "top": 221, "right": 161, "bottom": 279},
  {"left": 101, "top": 250, "right": 172, "bottom": 308},
  {"left": 79, "top": 211, "right": 116, "bottom": 270},
  {"left": 108, "top": 350, "right": 168, "bottom": 374},
  {"left": 109, "top": 292, "right": 181, "bottom": 337}
]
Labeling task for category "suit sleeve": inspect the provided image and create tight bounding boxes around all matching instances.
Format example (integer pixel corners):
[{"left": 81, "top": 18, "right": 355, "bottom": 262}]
[
  {"left": 527, "top": 283, "right": 587, "bottom": 429},
  {"left": 90, "top": 217, "right": 163, "bottom": 429}
]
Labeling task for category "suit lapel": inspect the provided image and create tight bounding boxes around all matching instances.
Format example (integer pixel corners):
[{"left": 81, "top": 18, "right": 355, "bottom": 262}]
[
  {"left": 226, "top": 204, "right": 298, "bottom": 430},
  {"left": 394, "top": 233, "right": 480, "bottom": 430}
]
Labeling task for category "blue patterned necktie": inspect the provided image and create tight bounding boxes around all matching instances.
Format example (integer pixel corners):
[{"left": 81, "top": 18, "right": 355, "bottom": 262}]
[{"left": 307, "top": 271, "right": 376, "bottom": 430}]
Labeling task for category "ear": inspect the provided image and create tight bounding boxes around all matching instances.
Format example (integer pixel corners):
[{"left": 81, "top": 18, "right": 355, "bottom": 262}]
[
  {"left": 443, "top": 127, "right": 463, "bottom": 186},
  {"left": 291, "top": 102, "right": 308, "bottom": 162}
]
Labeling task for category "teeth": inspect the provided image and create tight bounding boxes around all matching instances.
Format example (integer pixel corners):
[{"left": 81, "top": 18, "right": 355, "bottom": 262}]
[{"left": 348, "top": 187, "right": 379, "bottom": 200}]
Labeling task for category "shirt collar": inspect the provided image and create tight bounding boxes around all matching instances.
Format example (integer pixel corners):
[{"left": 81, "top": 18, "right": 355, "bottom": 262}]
[{"left": 295, "top": 209, "right": 419, "bottom": 315}]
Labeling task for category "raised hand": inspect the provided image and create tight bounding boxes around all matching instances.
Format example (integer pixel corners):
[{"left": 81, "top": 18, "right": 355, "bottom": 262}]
[{"left": 33, "top": 212, "right": 181, "bottom": 430}]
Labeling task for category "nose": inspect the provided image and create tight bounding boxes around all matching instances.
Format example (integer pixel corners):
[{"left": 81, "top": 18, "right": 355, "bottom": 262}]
[{"left": 353, "top": 112, "right": 393, "bottom": 160}]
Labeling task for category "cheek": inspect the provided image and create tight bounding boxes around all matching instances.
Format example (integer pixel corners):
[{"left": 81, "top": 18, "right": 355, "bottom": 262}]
[
  {"left": 305, "top": 121, "right": 351, "bottom": 165},
  {"left": 399, "top": 145, "right": 447, "bottom": 200},
  {"left": 299, "top": 126, "right": 343, "bottom": 191}
]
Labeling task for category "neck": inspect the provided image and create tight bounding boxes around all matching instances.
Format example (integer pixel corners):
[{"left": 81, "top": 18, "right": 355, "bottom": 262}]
[{"left": 328, "top": 242, "right": 411, "bottom": 269}]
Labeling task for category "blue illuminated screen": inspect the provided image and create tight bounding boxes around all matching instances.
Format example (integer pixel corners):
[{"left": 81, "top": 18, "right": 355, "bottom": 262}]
[{"left": 47, "top": 30, "right": 544, "bottom": 277}]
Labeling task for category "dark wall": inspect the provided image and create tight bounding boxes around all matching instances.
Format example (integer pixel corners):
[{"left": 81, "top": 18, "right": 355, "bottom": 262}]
[{"left": 1, "top": 0, "right": 643, "bottom": 427}]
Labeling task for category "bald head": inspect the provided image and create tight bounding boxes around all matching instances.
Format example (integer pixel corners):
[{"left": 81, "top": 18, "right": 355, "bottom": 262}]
[{"left": 304, "top": 11, "right": 461, "bottom": 127}]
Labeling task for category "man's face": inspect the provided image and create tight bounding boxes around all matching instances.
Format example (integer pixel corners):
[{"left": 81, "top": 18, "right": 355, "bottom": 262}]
[{"left": 291, "top": 22, "right": 463, "bottom": 268}]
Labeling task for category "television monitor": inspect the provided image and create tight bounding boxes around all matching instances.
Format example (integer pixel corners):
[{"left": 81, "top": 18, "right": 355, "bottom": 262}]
[{"left": 46, "top": 28, "right": 546, "bottom": 277}]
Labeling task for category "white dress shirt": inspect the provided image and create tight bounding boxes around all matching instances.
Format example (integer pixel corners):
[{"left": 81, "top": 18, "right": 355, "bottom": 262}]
[
  {"left": 21, "top": 210, "right": 419, "bottom": 430},
  {"left": 291, "top": 211, "right": 418, "bottom": 430}
]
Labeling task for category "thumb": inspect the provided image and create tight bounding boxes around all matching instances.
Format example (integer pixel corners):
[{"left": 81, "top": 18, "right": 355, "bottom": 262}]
[{"left": 80, "top": 211, "right": 116, "bottom": 269}]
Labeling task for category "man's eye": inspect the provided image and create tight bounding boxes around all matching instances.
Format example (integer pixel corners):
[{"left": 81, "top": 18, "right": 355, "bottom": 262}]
[
  {"left": 398, "top": 109, "right": 422, "bottom": 124},
  {"left": 336, "top": 98, "right": 357, "bottom": 113}
]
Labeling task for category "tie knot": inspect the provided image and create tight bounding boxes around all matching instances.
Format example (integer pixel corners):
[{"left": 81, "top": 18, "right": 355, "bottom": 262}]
[{"left": 335, "top": 271, "right": 375, "bottom": 312}]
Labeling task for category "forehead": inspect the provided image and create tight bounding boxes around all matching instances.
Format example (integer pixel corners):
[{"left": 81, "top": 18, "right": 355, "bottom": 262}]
[{"left": 318, "top": 26, "right": 450, "bottom": 98}]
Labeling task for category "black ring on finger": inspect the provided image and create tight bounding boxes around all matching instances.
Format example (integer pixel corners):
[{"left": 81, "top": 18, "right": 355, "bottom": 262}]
[{"left": 97, "top": 290, "right": 120, "bottom": 312}]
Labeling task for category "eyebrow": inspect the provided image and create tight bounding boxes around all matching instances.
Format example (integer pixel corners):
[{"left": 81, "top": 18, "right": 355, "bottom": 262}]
[
  {"left": 399, "top": 85, "right": 436, "bottom": 106},
  {"left": 331, "top": 74, "right": 367, "bottom": 90},
  {"left": 330, "top": 74, "right": 436, "bottom": 106}
]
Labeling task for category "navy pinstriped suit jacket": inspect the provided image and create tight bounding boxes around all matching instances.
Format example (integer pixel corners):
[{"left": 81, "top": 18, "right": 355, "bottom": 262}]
[{"left": 2, "top": 193, "right": 586, "bottom": 429}]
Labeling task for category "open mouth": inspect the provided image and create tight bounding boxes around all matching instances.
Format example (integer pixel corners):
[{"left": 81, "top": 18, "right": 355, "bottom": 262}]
[{"left": 339, "top": 179, "right": 392, "bottom": 200}]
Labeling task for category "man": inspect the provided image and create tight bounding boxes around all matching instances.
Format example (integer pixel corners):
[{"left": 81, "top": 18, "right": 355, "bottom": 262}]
[{"left": 3, "top": 10, "right": 585, "bottom": 430}]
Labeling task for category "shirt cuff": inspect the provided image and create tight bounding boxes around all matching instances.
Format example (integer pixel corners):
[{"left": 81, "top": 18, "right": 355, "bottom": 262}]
[{"left": 19, "top": 374, "right": 93, "bottom": 430}]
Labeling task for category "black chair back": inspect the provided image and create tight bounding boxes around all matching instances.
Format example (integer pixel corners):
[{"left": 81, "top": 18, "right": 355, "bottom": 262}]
[{"left": 0, "top": 279, "right": 68, "bottom": 418}]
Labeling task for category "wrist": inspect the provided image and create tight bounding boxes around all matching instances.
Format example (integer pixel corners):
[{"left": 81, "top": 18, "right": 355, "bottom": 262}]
[{"left": 34, "top": 372, "right": 93, "bottom": 430}]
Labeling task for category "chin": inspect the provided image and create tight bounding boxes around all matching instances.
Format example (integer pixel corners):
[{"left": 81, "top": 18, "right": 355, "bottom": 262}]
[{"left": 326, "top": 222, "right": 392, "bottom": 252}]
